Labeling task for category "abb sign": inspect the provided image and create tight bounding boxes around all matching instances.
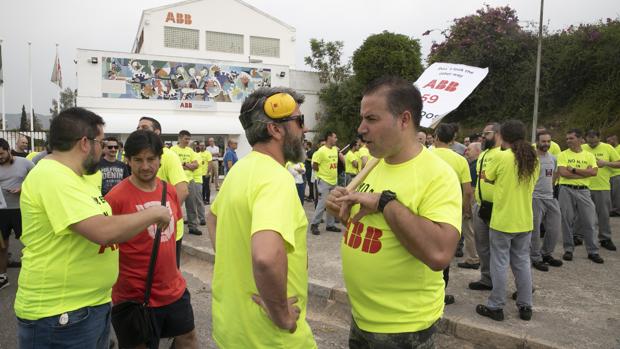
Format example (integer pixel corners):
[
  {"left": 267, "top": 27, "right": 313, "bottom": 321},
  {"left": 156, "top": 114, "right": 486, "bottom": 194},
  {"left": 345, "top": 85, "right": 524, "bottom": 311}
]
[{"left": 165, "top": 12, "right": 192, "bottom": 25}]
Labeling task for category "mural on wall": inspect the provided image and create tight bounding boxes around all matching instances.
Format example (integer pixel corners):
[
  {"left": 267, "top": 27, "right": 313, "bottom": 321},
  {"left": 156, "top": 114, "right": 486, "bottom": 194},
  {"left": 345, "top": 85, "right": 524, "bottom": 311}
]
[{"left": 101, "top": 57, "right": 271, "bottom": 102}]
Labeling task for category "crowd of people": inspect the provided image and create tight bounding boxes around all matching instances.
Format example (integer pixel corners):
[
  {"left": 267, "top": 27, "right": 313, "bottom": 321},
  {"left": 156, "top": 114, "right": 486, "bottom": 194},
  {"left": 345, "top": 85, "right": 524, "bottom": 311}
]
[{"left": 0, "top": 75, "right": 617, "bottom": 348}]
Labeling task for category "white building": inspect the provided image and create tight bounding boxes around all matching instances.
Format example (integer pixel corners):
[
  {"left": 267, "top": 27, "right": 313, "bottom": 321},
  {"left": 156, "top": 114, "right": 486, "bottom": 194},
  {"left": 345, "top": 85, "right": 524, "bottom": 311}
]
[{"left": 76, "top": 0, "right": 322, "bottom": 156}]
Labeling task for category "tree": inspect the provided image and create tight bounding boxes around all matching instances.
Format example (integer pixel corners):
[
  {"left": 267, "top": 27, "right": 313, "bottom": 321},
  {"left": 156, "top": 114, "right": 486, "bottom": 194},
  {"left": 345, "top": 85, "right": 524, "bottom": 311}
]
[
  {"left": 19, "top": 105, "right": 30, "bottom": 131},
  {"left": 304, "top": 39, "right": 350, "bottom": 83},
  {"left": 50, "top": 87, "right": 78, "bottom": 118},
  {"left": 352, "top": 31, "right": 424, "bottom": 87},
  {"left": 32, "top": 109, "right": 43, "bottom": 131}
]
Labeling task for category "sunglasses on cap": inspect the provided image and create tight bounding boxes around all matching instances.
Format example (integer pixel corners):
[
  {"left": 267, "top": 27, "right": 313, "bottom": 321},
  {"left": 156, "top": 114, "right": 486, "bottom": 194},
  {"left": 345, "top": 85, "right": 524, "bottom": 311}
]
[{"left": 240, "top": 93, "right": 304, "bottom": 129}]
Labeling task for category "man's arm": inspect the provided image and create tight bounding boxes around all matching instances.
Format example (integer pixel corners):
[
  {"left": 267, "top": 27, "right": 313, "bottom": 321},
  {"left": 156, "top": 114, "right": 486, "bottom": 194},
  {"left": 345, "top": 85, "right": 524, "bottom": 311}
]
[
  {"left": 251, "top": 231, "right": 299, "bottom": 332},
  {"left": 598, "top": 159, "right": 620, "bottom": 169},
  {"left": 71, "top": 206, "right": 170, "bottom": 245},
  {"left": 207, "top": 210, "right": 217, "bottom": 251},
  {"left": 352, "top": 159, "right": 359, "bottom": 170},
  {"left": 360, "top": 156, "right": 368, "bottom": 169},
  {"left": 558, "top": 166, "right": 597, "bottom": 178},
  {"left": 462, "top": 182, "right": 473, "bottom": 218},
  {"left": 175, "top": 182, "right": 189, "bottom": 204}
]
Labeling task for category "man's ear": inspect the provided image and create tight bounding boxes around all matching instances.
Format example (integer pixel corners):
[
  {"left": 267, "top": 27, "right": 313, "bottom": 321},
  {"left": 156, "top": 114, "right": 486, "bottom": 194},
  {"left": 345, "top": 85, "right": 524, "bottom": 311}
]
[
  {"left": 267, "top": 123, "right": 285, "bottom": 141},
  {"left": 400, "top": 111, "right": 412, "bottom": 130}
]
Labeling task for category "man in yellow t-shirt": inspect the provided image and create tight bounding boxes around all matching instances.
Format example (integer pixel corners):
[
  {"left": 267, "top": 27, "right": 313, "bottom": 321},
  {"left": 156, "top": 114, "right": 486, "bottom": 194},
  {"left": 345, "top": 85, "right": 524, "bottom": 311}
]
[
  {"left": 355, "top": 139, "right": 372, "bottom": 171},
  {"left": 475, "top": 120, "right": 539, "bottom": 322},
  {"left": 605, "top": 134, "right": 620, "bottom": 216},
  {"left": 310, "top": 131, "right": 344, "bottom": 235},
  {"left": 15, "top": 108, "right": 170, "bottom": 348},
  {"left": 557, "top": 129, "right": 603, "bottom": 264},
  {"left": 326, "top": 77, "right": 461, "bottom": 347},
  {"left": 432, "top": 123, "right": 473, "bottom": 306},
  {"left": 582, "top": 130, "right": 620, "bottom": 251},
  {"left": 344, "top": 141, "right": 360, "bottom": 186},
  {"left": 137, "top": 116, "right": 189, "bottom": 267},
  {"left": 208, "top": 88, "right": 316, "bottom": 348},
  {"left": 171, "top": 130, "right": 203, "bottom": 236},
  {"left": 469, "top": 122, "right": 502, "bottom": 292}
]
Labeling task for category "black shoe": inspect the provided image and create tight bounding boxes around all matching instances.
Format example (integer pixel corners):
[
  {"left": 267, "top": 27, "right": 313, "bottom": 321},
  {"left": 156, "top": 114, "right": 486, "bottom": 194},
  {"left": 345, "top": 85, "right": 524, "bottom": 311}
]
[
  {"left": 469, "top": 281, "right": 493, "bottom": 291},
  {"left": 326, "top": 226, "right": 341, "bottom": 233},
  {"left": 7, "top": 260, "right": 21, "bottom": 268},
  {"left": 573, "top": 237, "right": 583, "bottom": 246},
  {"left": 600, "top": 240, "right": 617, "bottom": 251},
  {"left": 454, "top": 249, "right": 464, "bottom": 258},
  {"left": 518, "top": 305, "right": 532, "bottom": 321},
  {"left": 188, "top": 228, "right": 203, "bottom": 236},
  {"left": 562, "top": 251, "right": 573, "bottom": 261},
  {"left": 588, "top": 254, "right": 604, "bottom": 264},
  {"left": 512, "top": 288, "right": 535, "bottom": 301},
  {"left": 457, "top": 262, "right": 480, "bottom": 270},
  {"left": 476, "top": 304, "right": 504, "bottom": 321},
  {"left": 199, "top": 220, "right": 206, "bottom": 226},
  {"left": 532, "top": 261, "right": 549, "bottom": 272},
  {"left": 542, "top": 255, "right": 563, "bottom": 267},
  {"left": 310, "top": 224, "right": 320, "bottom": 236},
  {"left": 610, "top": 211, "right": 620, "bottom": 217},
  {"left": 444, "top": 295, "right": 455, "bottom": 305}
]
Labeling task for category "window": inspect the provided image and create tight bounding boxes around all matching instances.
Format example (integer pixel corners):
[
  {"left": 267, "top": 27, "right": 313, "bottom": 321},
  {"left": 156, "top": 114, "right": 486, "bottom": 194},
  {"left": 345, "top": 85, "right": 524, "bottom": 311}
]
[
  {"left": 250, "top": 36, "right": 280, "bottom": 58},
  {"left": 164, "top": 26, "right": 199, "bottom": 50},
  {"left": 206, "top": 31, "right": 243, "bottom": 54}
]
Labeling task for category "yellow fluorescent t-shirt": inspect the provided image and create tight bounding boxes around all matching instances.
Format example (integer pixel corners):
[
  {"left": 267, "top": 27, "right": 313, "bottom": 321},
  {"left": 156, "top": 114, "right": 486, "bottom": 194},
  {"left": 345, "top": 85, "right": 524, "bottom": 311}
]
[
  {"left": 157, "top": 148, "right": 188, "bottom": 240},
  {"left": 474, "top": 147, "right": 500, "bottom": 203},
  {"left": 557, "top": 149, "right": 598, "bottom": 188},
  {"left": 341, "top": 148, "right": 462, "bottom": 333},
  {"left": 312, "top": 145, "right": 338, "bottom": 185},
  {"left": 210, "top": 151, "right": 316, "bottom": 349},
  {"left": 345, "top": 151, "right": 359, "bottom": 174},
  {"left": 15, "top": 159, "right": 118, "bottom": 320},
  {"left": 581, "top": 143, "right": 620, "bottom": 190},
  {"left": 432, "top": 147, "right": 472, "bottom": 184}
]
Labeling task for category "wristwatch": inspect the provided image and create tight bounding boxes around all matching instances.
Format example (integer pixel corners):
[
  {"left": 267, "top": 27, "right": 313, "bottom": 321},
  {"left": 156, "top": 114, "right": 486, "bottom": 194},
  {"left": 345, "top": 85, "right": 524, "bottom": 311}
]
[
  {"left": 571, "top": 168, "right": 577, "bottom": 174},
  {"left": 378, "top": 190, "right": 397, "bottom": 212}
]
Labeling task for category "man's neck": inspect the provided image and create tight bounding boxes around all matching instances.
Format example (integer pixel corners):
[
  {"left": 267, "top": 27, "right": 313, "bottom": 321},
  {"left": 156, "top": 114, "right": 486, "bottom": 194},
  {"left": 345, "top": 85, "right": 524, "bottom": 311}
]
[
  {"left": 434, "top": 141, "right": 449, "bottom": 149},
  {"left": 129, "top": 175, "right": 157, "bottom": 192},
  {"left": 104, "top": 155, "right": 116, "bottom": 162},
  {"left": 537, "top": 149, "right": 548, "bottom": 157},
  {"left": 325, "top": 144, "right": 333, "bottom": 149},
  {"left": 589, "top": 142, "right": 600, "bottom": 149},
  {"left": 570, "top": 145, "right": 582, "bottom": 153},
  {"left": 384, "top": 138, "right": 423, "bottom": 165},
  {"left": 253, "top": 142, "right": 284, "bottom": 165},
  {"left": 48, "top": 150, "right": 86, "bottom": 176}
]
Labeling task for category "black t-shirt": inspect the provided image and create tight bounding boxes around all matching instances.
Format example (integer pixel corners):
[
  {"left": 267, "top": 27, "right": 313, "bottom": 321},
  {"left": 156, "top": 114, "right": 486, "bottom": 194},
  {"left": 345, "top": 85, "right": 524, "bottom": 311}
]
[
  {"left": 98, "top": 158, "right": 130, "bottom": 195},
  {"left": 11, "top": 150, "right": 28, "bottom": 158}
]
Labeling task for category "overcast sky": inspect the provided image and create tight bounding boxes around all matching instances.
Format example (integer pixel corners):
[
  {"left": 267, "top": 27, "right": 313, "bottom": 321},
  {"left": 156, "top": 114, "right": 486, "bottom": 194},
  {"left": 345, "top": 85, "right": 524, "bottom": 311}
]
[{"left": 0, "top": 0, "right": 617, "bottom": 114}]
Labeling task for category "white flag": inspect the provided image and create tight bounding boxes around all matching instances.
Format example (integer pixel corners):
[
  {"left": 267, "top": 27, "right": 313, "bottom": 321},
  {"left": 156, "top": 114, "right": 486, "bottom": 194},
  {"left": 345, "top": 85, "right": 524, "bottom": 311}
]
[{"left": 51, "top": 52, "right": 62, "bottom": 88}]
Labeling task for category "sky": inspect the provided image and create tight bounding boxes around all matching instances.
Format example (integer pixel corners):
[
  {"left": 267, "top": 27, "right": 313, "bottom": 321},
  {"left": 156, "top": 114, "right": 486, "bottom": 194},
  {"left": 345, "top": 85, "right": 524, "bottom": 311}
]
[{"left": 0, "top": 0, "right": 617, "bottom": 115}]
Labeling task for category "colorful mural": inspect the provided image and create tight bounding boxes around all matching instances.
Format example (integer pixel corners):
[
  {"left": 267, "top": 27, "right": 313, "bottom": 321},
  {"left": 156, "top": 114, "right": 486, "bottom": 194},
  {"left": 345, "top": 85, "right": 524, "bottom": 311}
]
[{"left": 101, "top": 57, "right": 271, "bottom": 102}]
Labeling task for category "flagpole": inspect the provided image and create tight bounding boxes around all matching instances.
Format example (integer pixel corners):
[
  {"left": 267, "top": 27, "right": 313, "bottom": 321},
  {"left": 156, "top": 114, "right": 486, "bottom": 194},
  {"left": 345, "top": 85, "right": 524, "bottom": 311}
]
[
  {"left": 56, "top": 43, "right": 61, "bottom": 114},
  {"left": 28, "top": 41, "right": 33, "bottom": 132},
  {"left": 1, "top": 38, "right": 5, "bottom": 130}
]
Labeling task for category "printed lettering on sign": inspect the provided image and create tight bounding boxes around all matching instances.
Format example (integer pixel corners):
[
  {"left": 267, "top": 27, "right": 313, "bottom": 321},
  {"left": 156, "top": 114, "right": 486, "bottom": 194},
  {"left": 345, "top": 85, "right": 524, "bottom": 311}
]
[
  {"left": 344, "top": 221, "right": 383, "bottom": 254},
  {"left": 165, "top": 12, "right": 192, "bottom": 25}
]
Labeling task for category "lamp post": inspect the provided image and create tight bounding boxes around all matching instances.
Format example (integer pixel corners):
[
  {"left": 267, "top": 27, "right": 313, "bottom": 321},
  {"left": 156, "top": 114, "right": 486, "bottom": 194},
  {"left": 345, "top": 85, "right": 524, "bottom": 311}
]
[{"left": 531, "top": 0, "right": 544, "bottom": 142}]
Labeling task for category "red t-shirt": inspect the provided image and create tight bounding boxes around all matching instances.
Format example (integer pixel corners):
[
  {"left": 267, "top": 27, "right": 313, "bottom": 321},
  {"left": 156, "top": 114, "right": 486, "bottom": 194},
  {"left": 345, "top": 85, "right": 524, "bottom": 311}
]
[{"left": 105, "top": 178, "right": 186, "bottom": 307}]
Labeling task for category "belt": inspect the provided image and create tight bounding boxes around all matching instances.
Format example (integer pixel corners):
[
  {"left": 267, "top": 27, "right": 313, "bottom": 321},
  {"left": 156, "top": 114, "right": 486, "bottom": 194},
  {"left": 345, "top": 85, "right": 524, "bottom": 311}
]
[{"left": 561, "top": 184, "right": 589, "bottom": 190}]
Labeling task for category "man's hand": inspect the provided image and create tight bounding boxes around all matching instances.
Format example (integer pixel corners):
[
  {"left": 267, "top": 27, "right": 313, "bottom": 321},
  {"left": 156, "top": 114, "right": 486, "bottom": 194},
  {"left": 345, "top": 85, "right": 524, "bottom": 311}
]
[
  {"left": 146, "top": 205, "right": 171, "bottom": 232},
  {"left": 336, "top": 192, "right": 381, "bottom": 223},
  {"left": 596, "top": 159, "right": 607, "bottom": 167},
  {"left": 251, "top": 295, "right": 300, "bottom": 333},
  {"left": 326, "top": 187, "right": 349, "bottom": 222},
  {"left": 7, "top": 187, "right": 21, "bottom": 194}
]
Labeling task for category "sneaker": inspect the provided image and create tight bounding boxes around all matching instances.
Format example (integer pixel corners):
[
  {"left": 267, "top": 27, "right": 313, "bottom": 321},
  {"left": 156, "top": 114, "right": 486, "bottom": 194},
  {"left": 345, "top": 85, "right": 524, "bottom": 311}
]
[
  {"left": 573, "top": 237, "right": 583, "bottom": 246},
  {"left": 457, "top": 262, "right": 480, "bottom": 270},
  {"left": 454, "top": 249, "right": 464, "bottom": 258},
  {"left": 518, "top": 305, "right": 532, "bottom": 321},
  {"left": 468, "top": 281, "right": 493, "bottom": 291},
  {"left": 199, "top": 220, "right": 206, "bottom": 226},
  {"left": 588, "top": 254, "right": 604, "bottom": 264},
  {"left": 326, "top": 226, "right": 341, "bottom": 233},
  {"left": 562, "top": 251, "right": 573, "bottom": 261},
  {"left": 532, "top": 261, "right": 549, "bottom": 272},
  {"left": 542, "top": 255, "right": 563, "bottom": 267},
  {"left": 310, "top": 224, "right": 320, "bottom": 236},
  {"left": 0, "top": 277, "right": 9, "bottom": 290},
  {"left": 600, "top": 240, "right": 617, "bottom": 251},
  {"left": 475, "top": 304, "right": 504, "bottom": 321},
  {"left": 444, "top": 295, "right": 455, "bottom": 305},
  {"left": 188, "top": 228, "right": 203, "bottom": 236}
]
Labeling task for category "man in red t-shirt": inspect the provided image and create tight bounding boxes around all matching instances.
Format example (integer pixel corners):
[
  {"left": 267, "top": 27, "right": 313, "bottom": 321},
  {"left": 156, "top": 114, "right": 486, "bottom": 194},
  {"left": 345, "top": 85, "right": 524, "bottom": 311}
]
[{"left": 105, "top": 130, "right": 198, "bottom": 349}]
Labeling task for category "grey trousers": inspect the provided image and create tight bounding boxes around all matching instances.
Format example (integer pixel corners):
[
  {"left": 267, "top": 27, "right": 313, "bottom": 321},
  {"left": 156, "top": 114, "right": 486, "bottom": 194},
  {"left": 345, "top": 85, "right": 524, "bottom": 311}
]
[
  {"left": 185, "top": 180, "right": 199, "bottom": 229},
  {"left": 610, "top": 176, "right": 620, "bottom": 215},
  {"left": 559, "top": 186, "right": 599, "bottom": 255},
  {"left": 311, "top": 179, "right": 336, "bottom": 227},
  {"left": 590, "top": 190, "right": 612, "bottom": 241},
  {"left": 531, "top": 198, "right": 561, "bottom": 262},
  {"left": 488, "top": 229, "right": 533, "bottom": 309},
  {"left": 472, "top": 202, "right": 492, "bottom": 287},
  {"left": 193, "top": 182, "right": 206, "bottom": 222},
  {"left": 462, "top": 215, "right": 479, "bottom": 264}
]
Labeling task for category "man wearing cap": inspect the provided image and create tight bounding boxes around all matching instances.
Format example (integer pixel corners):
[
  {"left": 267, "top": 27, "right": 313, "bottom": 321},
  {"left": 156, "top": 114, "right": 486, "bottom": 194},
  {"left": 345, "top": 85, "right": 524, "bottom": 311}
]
[{"left": 208, "top": 88, "right": 316, "bottom": 348}]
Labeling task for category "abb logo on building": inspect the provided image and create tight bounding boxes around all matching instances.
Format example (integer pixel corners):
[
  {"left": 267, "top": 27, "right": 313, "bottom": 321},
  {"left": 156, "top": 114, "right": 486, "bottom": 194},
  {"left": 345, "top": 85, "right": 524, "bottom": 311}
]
[
  {"left": 344, "top": 221, "right": 383, "bottom": 254},
  {"left": 165, "top": 12, "right": 192, "bottom": 25}
]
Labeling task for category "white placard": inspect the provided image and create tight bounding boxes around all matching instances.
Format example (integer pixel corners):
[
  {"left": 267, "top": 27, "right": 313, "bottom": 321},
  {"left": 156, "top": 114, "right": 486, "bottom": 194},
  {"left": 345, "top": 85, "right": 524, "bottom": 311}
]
[{"left": 414, "top": 63, "right": 488, "bottom": 128}]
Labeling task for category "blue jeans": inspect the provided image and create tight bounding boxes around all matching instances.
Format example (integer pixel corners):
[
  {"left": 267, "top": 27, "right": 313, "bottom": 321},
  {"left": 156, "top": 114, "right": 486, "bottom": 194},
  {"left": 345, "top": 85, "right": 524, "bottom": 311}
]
[
  {"left": 17, "top": 302, "right": 111, "bottom": 349},
  {"left": 296, "top": 183, "right": 305, "bottom": 204}
]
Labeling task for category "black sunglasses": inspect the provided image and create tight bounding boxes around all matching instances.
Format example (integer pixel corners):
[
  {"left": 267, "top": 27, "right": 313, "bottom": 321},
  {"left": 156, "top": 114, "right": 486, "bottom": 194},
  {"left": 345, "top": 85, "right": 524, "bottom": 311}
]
[
  {"left": 274, "top": 114, "right": 304, "bottom": 129},
  {"left": 106, "top": 145, "right": 119, "bottom": 150}
]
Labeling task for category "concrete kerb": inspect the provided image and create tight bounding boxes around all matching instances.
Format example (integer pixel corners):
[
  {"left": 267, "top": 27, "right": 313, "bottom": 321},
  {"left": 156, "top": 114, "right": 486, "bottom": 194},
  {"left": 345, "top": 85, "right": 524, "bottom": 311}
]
[{"left": 181, "top": 242, "right": 561, "bottom": 349}]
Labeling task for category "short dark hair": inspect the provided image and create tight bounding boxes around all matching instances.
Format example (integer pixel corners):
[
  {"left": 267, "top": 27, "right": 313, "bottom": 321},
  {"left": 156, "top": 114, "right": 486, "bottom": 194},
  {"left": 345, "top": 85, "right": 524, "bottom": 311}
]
[
  {"left": 323, "top": 130, "right": 336, "bottom": 141},
  {"left": 536, "top": 130, "right": 551, "bottom": 141},
  {"left": 179, "top": 130, "right": 191, "bottom": 138},
  {"left": 139, "top": 116, "right": 161, "bottom": 132},
  {"left": 585, "top": 129, "right": 600, "bottom": 138},
  {"left": 567, "top": 128, "right": 583, "bottom": 138},
  {"left": 362, "top": 76, "right": 423, "bottom": 128},
  {"left": 104, "top": 136, "right": 119, "bottom": 143},
  {"left": 0, "top": 138, "right": 10, "bottom": 151},
  {"left": 435, "top": 123, "right": 456, "bottom": 143},
  {"left": 50, "top": 107, "right": 105, "bottom": 152},
  {"left": 124, "top": 130, "right": 163, "bottom": 159}
]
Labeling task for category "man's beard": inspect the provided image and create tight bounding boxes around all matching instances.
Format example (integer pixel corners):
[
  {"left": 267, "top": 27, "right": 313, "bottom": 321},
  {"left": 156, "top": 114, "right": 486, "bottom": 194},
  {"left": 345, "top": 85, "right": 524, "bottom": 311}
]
[
  {"left": 82, "top": 147, "right": 100, "bottom": 175},
  {"left": 483, "top": 138, "right": 495, "bottom": 150},
  {"left": 538, "top": 144, "right": 549, "bottom": 152},
  {"left": 282, "top": 127, "right": 305, "bottom": 163}
]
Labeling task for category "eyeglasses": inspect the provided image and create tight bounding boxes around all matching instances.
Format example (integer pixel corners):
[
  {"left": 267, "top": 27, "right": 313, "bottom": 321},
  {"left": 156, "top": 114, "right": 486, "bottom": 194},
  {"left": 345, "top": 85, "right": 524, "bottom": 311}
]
[
  {"left": 274, "top": 114, "right": 304, "bottom": 129},
  {"left": 77, "top": 137, "right": 105, "bottom": 148},
  {"left": 106, "top": 145, "right": 119, "bottom": 150}
]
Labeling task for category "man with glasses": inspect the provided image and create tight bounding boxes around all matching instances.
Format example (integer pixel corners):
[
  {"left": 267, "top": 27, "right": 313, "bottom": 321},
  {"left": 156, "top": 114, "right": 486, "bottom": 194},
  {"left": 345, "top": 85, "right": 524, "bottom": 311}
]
[{"left": 97, "top": 136, "right": 129, "bottom": 196}]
